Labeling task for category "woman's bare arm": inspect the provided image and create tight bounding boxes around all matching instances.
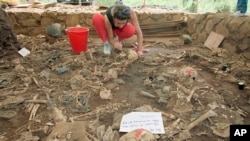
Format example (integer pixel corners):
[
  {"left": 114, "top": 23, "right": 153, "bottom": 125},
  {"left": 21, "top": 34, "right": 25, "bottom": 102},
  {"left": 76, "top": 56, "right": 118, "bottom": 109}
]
[
  {"left": 130, "top": 9, "right": 143, "bottom": 51},
  {"left": 104, "top": 15, "right": 122, "bottom": 50}
]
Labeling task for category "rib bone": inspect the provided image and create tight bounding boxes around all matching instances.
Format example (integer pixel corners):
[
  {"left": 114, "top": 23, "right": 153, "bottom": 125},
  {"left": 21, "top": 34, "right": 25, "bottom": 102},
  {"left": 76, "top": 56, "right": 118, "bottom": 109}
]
[{"left": 186, "top": 86, "right": 199, "bottom": 102}]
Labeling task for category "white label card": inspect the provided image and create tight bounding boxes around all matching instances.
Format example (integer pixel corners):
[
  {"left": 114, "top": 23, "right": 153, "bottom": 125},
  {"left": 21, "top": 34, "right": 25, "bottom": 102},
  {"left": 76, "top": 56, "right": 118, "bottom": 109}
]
[{"left": 119, "top": 112, "right": 165, "bottom": 134}]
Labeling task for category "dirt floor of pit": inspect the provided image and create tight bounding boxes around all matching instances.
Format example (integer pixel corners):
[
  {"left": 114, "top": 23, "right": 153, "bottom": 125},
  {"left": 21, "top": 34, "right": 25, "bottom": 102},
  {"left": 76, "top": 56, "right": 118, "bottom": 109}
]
[{"left": 0, "top": 34, "right": 250, "bottom": 141}]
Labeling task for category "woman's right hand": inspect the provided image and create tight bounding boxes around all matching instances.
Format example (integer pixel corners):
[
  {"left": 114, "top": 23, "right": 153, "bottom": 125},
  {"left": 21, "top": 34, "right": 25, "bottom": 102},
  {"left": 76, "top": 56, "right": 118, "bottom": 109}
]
[{"left": 113, "top": 42, "right": 123, "bottom": 51}]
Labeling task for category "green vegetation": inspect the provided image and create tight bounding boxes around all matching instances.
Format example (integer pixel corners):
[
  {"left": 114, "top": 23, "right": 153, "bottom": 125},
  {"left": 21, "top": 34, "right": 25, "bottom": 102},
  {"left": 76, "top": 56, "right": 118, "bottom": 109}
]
[{"left": 94, "top": 0, "right": 250, "bottom": 13}]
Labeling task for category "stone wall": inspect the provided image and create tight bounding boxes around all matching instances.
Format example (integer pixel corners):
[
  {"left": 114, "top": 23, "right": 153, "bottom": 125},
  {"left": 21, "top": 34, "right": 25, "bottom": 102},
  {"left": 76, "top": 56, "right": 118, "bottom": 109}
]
[
  {"left": 186, "top": 13, "right": 250, "bottom": 55},
  {"left": 5, "top": 5, "right": 250, "bottom": 54},
  {"left": 6, "top": 5, "right": 186, "bottom": 37},
  {"left": 6, "top": 5, "right": 97, "bottom": 36}
]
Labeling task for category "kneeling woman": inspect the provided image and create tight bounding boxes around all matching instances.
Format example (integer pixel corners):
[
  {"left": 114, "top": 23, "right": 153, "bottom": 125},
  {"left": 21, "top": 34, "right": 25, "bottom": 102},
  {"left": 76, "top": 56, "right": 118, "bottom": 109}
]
[{"left": 92, "top": 4, "right": 143, "bottom": 55}]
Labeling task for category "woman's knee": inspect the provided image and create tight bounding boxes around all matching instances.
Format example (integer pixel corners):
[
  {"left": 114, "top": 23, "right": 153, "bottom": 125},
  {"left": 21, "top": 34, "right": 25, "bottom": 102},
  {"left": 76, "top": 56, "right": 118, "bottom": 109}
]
[{"left": 124, "top": 23, "right": 136, "bottom": 36}]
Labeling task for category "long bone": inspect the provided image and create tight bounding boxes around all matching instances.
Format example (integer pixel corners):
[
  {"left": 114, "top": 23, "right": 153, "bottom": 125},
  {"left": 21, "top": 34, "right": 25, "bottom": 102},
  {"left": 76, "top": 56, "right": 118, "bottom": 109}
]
[
  {"left": 177, "top": 110, "right": 218, "bottom": 141},
  {"left": 188, "top": 110, "right": 218, "bottom": 130}
]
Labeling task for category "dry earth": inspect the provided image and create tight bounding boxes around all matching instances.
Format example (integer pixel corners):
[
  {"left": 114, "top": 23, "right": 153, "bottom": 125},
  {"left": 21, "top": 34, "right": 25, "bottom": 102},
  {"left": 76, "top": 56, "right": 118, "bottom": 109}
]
[{"left": 0, "top": 5, "right": 250, "bottom": 141}]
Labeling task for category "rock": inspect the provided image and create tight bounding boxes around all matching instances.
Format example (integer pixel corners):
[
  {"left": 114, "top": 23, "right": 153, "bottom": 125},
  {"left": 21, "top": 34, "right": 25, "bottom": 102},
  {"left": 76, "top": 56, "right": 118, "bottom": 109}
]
[
  {"left": 242, "top": 52, "right": 250, "bottom": 60},
  {"left": 46, "top": 23, "right": 64, "bottom": 37},
  {"left": 143, "top": 78, "right": 152, "bottom": 86},
  {"left": 96, "top": 125, "right": 106, "bottom": 140},
  {"left": 103, "top": 68, "right": 118, "bottom": 82},
  {"left": 0, "top": 96, "right": 25, "bottom": 109},
  {"left": 114, "top": 79, "right": 126, "bottom": 84},
  {"left": 100, "top": 89, "right": 113, "bottom": 99},
  {"left": 103, "top": 126, "right": 120, "bottom": 141},
  {"left": 180, "top": 34, "right": 192, "bottom": 44},
  {"left": 105, "top": 82, "right": 118, "bottom": 90},
  {"left": 46, "top": 121, "right": 89, "bottom": 141},
  {"left": 112, "top": 112, "right": 123, "bottom": 129},
  {"left": 162, "top": 86, "right": 170, "bottom": 94},
  {"left": 14, "top": 64, "right": 25, "bottom": 72},
  {"left": 0, "top": 109, "right": 17, "bottom": 119},
  {"left": 133, "top": 105, "right": 154, "bottom": 112},
  {"left": 127, "top": 49, "right": 138, "bottom": 63},
  {"left": 107, "top": 68, "right": 118, "bottom": 79},
  {"left": 51, "top": 107, "right": 67, "bottom": 123},
  {"left": 57, "top": 67, "right": 70, "bottom": 74}
]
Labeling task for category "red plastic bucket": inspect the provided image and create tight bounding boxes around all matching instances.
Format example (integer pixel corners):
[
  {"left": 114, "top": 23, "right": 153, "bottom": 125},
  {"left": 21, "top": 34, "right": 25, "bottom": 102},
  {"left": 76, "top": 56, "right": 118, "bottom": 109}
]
[{"left": 66, "top": 27, "right": 89, "bottom": 53}]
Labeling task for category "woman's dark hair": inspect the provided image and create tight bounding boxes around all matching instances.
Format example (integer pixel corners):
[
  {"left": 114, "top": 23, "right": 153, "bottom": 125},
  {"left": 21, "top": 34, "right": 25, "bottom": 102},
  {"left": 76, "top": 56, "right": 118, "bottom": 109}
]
[{"left": 113, "top": 5, "right": 131, "bottom": 20}]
